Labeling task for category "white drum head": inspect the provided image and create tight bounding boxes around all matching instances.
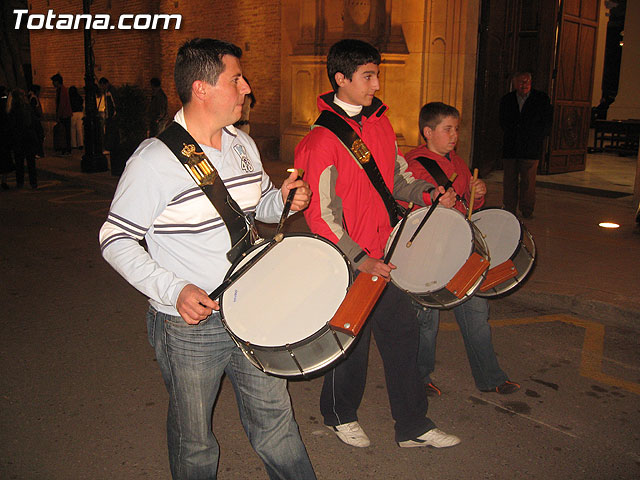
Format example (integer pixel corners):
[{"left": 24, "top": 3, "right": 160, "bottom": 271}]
[
  {"left": 221, "top": 235, "right": 350, "bottom": 347},
  {"left": 387, "top": 207, "right": 473, "bottom": 293},
  {"left": 471, "top": 209, "right": 521, "bottom": 265}
]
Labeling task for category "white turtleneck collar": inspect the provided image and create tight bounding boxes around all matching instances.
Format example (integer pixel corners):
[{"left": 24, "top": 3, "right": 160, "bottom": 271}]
[{"left": 333, "top": 94, "right": 363, "bottom": 118}]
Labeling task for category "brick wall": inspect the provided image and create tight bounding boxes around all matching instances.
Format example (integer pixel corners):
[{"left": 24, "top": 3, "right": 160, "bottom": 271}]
[
  {"left": 29, "top": 0, "right": 159, "bottom": 119},
  {"left": 29, "top": 0, "right": 281, "bottom": 149}
]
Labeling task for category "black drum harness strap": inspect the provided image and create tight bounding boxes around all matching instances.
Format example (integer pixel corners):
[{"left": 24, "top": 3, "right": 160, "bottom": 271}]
[
  {"left": 314, "top": 110, "right": 404, "bottom": 227},
  {"left": 413, "top": 155, "right": 466, "bottom": 209},
  {"left": 158, "top": 122, "right": 258, "bottom": 264}
]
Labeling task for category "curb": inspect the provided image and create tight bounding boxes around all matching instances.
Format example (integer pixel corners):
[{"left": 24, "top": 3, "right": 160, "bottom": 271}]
[{"left": 505, "top": 288, "right": 640, "bottom": 330}]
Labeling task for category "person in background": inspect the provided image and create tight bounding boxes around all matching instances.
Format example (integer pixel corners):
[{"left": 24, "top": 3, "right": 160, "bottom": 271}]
[
  {"left": 7, "top": 89, "right": 38, "bottom": 189},
  {"left": 233, "top": 77, "right": 255, "bottom": 134},
  {"left": 499, "top": 72, "right": 552, "bottom": 219},
  {"left": 97, "top": 77, "right": 117, "bottom": 152},
  {"left": 69, "top": 86, "right": 84, "bottom": 150},
  {"left": 51, "top": 73, "right": 72, "bottom": 155},
  {"left": 28, "top": 85, "right": 44, "bottom": 157},
  {"left": 148, "top": 77, "right": 168, "bottom": 137},
  {"left": 0, "top": 86, "right": 14, "bottom": 189}
]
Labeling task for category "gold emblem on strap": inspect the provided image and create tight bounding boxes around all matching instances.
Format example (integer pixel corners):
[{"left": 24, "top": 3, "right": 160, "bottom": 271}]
[
  {"left": 351, "top": 138, "right": 371, "bottom": 164},
  {"left": 181, "top": 143, "right": 217, "bottom": 186}
]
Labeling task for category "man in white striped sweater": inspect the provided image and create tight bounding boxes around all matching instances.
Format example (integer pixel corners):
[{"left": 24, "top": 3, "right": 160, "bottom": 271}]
[{"left": 99, "top": 38, "right": 315, "bottom": 480}]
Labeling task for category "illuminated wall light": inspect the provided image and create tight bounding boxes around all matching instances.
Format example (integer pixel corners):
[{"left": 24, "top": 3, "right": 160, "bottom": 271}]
[{"left": 599, "top": 222, "right": 620, "bottom": 229}]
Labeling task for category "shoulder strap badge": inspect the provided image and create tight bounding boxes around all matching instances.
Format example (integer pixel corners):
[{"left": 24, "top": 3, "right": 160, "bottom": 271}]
[
  {"left": 351, "top": 138, "right": 371, "bottom": 164},
  {"left": 181, "top": 143, "right": 216, "bottom": 186}
]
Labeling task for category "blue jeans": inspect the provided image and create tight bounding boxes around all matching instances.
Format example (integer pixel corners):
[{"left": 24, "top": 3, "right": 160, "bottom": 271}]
[
  {"left": 147, "top": 307, "right": 316, "bottom": 480},
  {"left": 415, "top": 296, "right": 508, "bottom": 391}
]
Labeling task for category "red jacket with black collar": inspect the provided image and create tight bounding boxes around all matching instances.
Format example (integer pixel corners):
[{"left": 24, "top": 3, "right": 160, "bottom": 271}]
[{"left": 294, "top": 93, "right": 434, "bottom": 269}]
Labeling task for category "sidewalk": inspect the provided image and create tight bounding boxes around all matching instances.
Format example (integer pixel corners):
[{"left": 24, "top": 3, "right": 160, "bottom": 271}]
[{"left": 36, "top": 150, "right": 640, "bottom": 328}]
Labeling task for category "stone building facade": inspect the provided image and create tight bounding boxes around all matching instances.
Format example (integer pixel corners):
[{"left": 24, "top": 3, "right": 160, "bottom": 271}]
[{"left": 28, "top": 0, "right": 480, "bottom": 162}]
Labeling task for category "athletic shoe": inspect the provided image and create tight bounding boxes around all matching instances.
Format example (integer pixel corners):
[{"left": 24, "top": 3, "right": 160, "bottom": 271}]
[
  {"left": 398, "top": 428, "right": 461, "bottom": 448},
  {"left": 327, "top": 421, "right": 371, "bottom": 447},
  {"left": 426, "top": 382, "right": 442, "bottom": 396},
  {"left": 482, "top": 380, "right": 521, "bottom": 395}
]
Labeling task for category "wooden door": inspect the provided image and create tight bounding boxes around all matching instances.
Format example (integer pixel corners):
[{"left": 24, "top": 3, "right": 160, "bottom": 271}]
[{"left": 546, "top": 0, "right": 600, "bottom": 173}]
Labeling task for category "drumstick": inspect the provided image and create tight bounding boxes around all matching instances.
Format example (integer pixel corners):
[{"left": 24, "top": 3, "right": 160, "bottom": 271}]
[
  {"left": 384, "top": 202, "right": 413, "bottom": 264},
  {"left": 406, "top": 173, "right": 457, "bottom": 247},
  {"left": 208, "top": 234, "right": 285, "bottom": 302},
  {"left": 275, "top": 168, "right": 304, "bottom": 235},
  {"left": 467, "top": 168, "right": 478, "bottom": 220}
]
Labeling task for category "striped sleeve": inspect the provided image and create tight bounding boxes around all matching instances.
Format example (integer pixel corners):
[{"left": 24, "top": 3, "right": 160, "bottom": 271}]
[{"left": 98, "top": 150, "right": 189, "bottom": 309}]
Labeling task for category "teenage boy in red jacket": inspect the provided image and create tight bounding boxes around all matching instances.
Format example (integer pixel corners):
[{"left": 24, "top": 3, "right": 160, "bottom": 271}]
[
  {"left": 295, "top": 40, "right": 460, "bottom": 449},
  {"left": 404, "top": 102, "right": 520, "bottom": 396}
]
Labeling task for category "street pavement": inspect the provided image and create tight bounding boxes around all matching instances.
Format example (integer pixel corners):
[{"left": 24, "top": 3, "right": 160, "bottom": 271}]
[{"left": 0, "top": 150, "right": 638, "bottom": 479}]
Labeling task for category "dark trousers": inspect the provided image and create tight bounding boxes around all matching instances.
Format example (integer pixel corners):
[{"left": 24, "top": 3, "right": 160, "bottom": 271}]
[
  {"left": 320, "top": 281, "right": 435, "bottom": 442},
  {"left": 61, "top": 117, "right": 72, "bottom": 153},
  {"left": 14, "top": 149, "right": 37, "bottom": 188},
  {"left": 503, "top": 157, "right": 538, "bottom": 216}
]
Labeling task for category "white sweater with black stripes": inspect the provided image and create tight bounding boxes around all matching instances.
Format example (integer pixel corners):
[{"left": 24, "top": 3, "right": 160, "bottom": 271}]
[{"left": 99, "top": 109, "right": 285, "bottom": 316}]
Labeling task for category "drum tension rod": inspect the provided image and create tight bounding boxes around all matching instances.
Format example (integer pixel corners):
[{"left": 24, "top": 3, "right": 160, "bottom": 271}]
[
  {"left": 329, "top": 329, "right": 347, "bottom": 355},
  {"left": 287, "top": 345, "right": 306, "bottom": 376},
  {"left": 245, "top": 344, "right": 267, "bottom": 373}
]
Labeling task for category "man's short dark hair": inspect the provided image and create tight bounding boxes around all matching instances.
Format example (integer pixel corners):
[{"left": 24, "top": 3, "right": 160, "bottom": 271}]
[
  {"left": 326, "top": 39, "right": 381, "bottom": 92},
  {"left": 51, "top": 73, "right": 63, "bottom": 84},
  {"left": 150, "top": 77, "right": 161, "bottom": 88},
  {"left": 174, "top": 38, "right": 243, "bottom": 104},
  {"left": 98, "top": 77, "right": 110, "bottom": 86},
  {"left": 419, "top": 102, "right": 460, "bottom": 138}
]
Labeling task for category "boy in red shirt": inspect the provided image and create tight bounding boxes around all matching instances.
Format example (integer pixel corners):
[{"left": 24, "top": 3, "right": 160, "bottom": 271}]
[{"left": 405, "top": 102, "right": 520, "bottom": 395}]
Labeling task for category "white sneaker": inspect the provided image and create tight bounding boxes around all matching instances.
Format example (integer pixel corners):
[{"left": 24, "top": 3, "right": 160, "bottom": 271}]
[
  {"left": 398, "top": 428, "right": 461, "bottom": 448},
  {"left": 327, "top": 421, "right": 371, "bottom": 447}
]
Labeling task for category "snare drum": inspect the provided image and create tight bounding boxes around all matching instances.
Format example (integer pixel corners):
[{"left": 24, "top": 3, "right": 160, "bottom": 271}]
[
  {"left": 219, "top": 233, "right": 354, "bottom": 378},
  {"left": 471, "top": 208, "right": 536, "bottom": 297},
  {"left": 385, "top": 207, "right": 489, "bottom": 309}
]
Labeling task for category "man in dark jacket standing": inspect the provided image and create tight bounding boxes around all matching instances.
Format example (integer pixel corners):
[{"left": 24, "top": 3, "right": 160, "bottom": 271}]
[{"left": 499, "top": 72, "right": 552, "bottom": 218}]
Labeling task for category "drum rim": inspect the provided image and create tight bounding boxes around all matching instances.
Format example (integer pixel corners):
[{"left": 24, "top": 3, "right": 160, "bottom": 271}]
[{"left": 472, "top": 207, "right": 536, "bottom": 297}]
